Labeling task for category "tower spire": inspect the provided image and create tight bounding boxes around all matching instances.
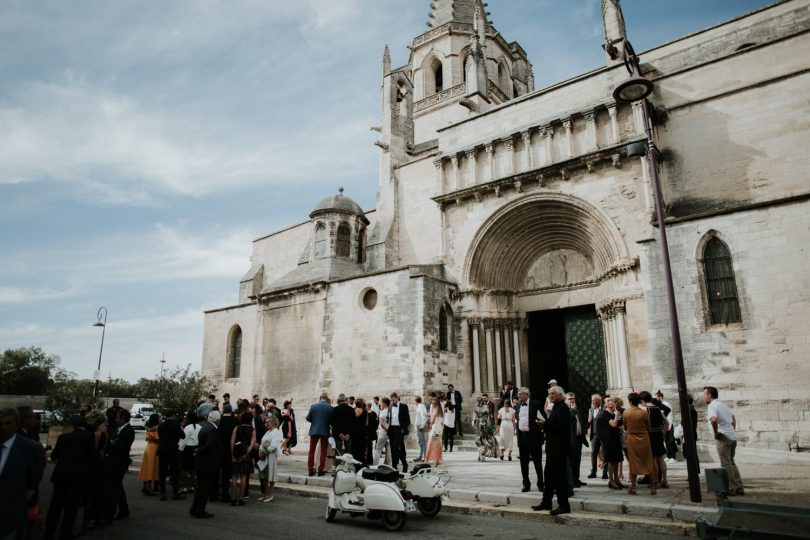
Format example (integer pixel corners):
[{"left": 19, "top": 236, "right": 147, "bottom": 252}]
[
  {"left": 382, "top": 44, "right": 391, "bottom": 75},
  {"left": 602, "top": 0, "right": 628, "bottom": 66},
  {"left": 427, "top": 0, "right": 487, "bottom": 28}
]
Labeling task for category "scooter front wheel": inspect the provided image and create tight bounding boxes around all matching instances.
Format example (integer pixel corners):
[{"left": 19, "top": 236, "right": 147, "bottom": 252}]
[
  {"left": 325, "top": 505, "right": 337, "bottom": 522},
  {"left": 381, "top": 511, "right": 406, "bottom": 531},
  {"left": 417, "top": 498, "right": 442, "bottom": 517}
]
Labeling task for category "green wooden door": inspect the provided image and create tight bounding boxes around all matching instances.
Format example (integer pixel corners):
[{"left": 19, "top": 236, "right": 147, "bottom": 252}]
[{"left": 563, "top": 306, "right": 607, "bottom": 401}]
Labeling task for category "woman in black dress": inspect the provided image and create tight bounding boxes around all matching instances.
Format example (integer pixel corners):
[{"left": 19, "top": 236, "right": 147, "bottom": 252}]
[
  {"left": 597, "top": 397, "right": 624, "bottom": 489},
  {"left": 640, "top": 391, "right": 669, "bottom": 489}
]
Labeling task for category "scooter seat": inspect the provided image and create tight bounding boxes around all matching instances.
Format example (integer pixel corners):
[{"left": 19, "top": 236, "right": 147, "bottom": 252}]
[{"left": 361, "top": 468, "right": 400, "bottom": 483}]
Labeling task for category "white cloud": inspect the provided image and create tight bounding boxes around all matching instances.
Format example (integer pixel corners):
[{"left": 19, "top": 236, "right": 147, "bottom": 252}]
[{"left": 0, "top": 286, "right": 77, "bottom": 305}]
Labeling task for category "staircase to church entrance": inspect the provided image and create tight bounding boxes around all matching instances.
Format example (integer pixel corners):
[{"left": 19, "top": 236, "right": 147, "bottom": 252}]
[{"left": 527, "top": 305, "right": 608, "bottom": 405}]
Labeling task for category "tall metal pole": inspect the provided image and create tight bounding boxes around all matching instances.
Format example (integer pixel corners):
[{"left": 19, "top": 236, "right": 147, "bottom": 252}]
[
  {"left": 640, "top": 101, "right": 702, "bottom": 503},
  {"left": 93, "top": 306, "right": 108, "bottom": 399}
]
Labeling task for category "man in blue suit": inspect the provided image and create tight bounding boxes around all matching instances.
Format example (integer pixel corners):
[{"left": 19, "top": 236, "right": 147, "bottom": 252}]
[
  {"left": 0, "top": 407, "right": 44, "bottom": 540},
  {"left": 305, "top": 393, "right": 332, "bottom": 476}
]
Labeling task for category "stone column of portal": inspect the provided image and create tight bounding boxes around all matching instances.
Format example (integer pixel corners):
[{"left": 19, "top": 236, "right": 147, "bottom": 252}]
[
  {"left": 466, "top": 149, "right": 477, "bottom": 186},
  {"left": 484, "top": 320, "right": 495, "bottom": 393},
  {"left": 503, "top": 320, "right": 514, "bottom": 385},
  {"left": 599, "top": 304, "right": 617, "bottom": 390},
  {"left": 562, "top": 117, "right": 574, "bottom": 158},
  {"left": 494, "top": 323, "right": 503, "bottom": 391},
  {"left": 434, "top": 159, "right": 444, "bottom": 193},
  {"left": 451, "top": 155, "right": 460, "bottom": 191},
  {"left": 502, "top": 137, "right": 515, "bottom": 176},
  {"left": 512, "top": 324, "right": 523, "bottom": 388},
  {"left": 485, "top": 143, "right": 495, "bottom": 182},
  {"left": 607, "top": 104, "right": 619, "bottom": 144},
  {"left": 541, "top": 125, "right": 553, "bottom": 165},
  {"left": 614, "top": 301, "right": 632, "bottom": 391},
  {"left": 521, "top": 130, "right": 533, "bottom": 171},
  {"left": 640, "top": 155, "right": 654, "bottom": 215},
  {"left": 584, "top": 109, "right": 598, "bottom": 151},
  {"left": 470, "top": 320, "right": 482, "bottom": 393}
]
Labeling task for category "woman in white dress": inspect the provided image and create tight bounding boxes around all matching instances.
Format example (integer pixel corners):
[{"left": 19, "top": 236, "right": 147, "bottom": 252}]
[
  {"left": 497, "top": 401, "right": 516, "bottom": 461},
  {"left": 257, "top": 415, "right": 282, "bottom": 502}
]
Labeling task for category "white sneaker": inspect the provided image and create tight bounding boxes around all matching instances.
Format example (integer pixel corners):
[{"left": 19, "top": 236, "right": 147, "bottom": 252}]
[{"left": 667, "top": 458, "right": 676, "bottom": 465}]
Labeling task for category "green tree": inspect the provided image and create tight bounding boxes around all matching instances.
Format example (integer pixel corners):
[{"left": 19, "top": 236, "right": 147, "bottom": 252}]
[
  {"left": 0, "top": 347, "right": 68, "bottom": 395},
  {"left": 46, "top": 371, "right": 103, "bottom": 422},
  {"left": 98, "top": 377, "right": 139, "bottom": 398},
  {"left": 138, "top": 364, "right": 216, "bottom": 415}
]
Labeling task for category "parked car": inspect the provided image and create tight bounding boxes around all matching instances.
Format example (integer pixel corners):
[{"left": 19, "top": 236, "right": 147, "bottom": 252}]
[
  {"left": 130, "top": 403, "right": 156, "bottom": 429},
  {"left": 33, "top": 410, "right": 55, "bottom": 432}
]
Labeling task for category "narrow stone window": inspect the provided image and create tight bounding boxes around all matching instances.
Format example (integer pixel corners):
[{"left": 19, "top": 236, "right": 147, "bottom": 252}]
[
  {"left": 336, "top": 224, "right": 351, "bottom": 258},
  {"left": 314, "top": 223, "right": 327, "bottom": 258},
  {"left": 703, "top": 237, "right": 742, "bottom": 325},
  {"left": 228, "top": 326, "right": 242, "bottom": 378},
  {"left": 498, "top": 62, "right": 510, "bottom": 97},
  {"left": 357, "top": 228, "right": 366, "bottom": 263},
  {"left": 439, "top": 303, "right": 454, "bottom": 352},
  {"left": 434, "top": 59, "right": 443, "bottom": 92}
]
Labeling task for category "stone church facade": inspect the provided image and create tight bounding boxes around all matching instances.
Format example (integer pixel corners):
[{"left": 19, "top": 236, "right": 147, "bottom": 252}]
[{"left": 202, "top": 0, "right": 810, "bottom": 452}]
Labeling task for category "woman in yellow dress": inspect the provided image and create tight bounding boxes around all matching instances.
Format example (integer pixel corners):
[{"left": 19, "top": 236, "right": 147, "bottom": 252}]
[{"left": 138, "top": 413, "right": 161, "bottom": 495}]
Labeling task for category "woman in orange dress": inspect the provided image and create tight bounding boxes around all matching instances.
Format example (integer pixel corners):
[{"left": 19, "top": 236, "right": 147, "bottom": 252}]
[
  {"left": 138, "top": 413, "right": 161, "bottom": 495},
  {"left": 622, "top": 393, "right": 656, "bottom": 495}
]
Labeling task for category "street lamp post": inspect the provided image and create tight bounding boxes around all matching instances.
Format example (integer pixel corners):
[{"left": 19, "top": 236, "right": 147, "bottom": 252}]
[
  {"left": 159, "top": 352, "right": 167, "bottom": 409},
  {"left": 92, "top": 306, "right": 108, "bottom": 399},
  {"left": 612, "top": 40, "right": 702, "bottom": 503}
]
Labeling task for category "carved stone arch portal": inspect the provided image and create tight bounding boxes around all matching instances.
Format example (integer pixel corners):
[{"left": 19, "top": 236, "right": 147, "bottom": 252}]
[{"left": 464, "top": 192, "right": 631, "bottom": 291}]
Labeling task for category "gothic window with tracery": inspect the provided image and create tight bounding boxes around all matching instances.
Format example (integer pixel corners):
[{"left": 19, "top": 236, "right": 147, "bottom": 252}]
[{"left": 703, "top": 237, "right": 742, "bottom": 325}]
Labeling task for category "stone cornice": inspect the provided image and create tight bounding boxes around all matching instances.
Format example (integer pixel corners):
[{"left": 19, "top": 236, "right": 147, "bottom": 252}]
[{"left": 432, "top": 137, "right": 644, "bottom": 209}]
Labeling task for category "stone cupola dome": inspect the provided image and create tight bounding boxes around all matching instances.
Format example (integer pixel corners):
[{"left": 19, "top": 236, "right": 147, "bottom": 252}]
[{"left": 310, "top": 187, "right": 368, "bottom": 223}]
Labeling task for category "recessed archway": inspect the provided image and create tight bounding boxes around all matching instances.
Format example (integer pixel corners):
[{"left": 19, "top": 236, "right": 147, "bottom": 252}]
[{"left": 464, "top": 192, "right": 630, "bottom": 291}]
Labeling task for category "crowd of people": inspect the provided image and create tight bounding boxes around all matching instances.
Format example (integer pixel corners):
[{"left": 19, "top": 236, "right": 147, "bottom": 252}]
[{"left": 0, "top": 380, "right": 744, "bottom": 536}]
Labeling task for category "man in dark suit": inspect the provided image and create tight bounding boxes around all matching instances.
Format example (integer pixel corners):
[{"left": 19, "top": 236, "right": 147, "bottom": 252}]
[
  {"left": 330, "top": 394, "right": 356, "bottom": 457},
  {"left": 105, "top": 399, "right": 122, "bottom": 432},
  {"left": 190, "top": 411, "right": 221, "bottom": 519},
  {"left": 533, "top": 385, "right": 572, "bottom": 515},
  {"left": 1, "top": 407, "right": 44, "bottom": 540},
  {"left": 306, "top": 394, "right": 333, "bottom": 476},
  {"left": 44, "top": 415, "right": 97, "bottom": 540},
  {"left": 157, "top": 410, "right": 186, "bottom": 501},
  {"left": 106, "top": 409, "right": 135, "bottom": 520},
  {"left": 446, "top": 384, "right": 463, "bottom": 437},
  {"left": 387, "top": 393, "right": 411, "bottom": 473},
  {"left": 216, "top": 404, "right": 238, "bottom": 501},
  {"left": 516, "top": 387, "right": 545, "bottom": 492},
  {"left": 499, "top": 381, "right": 518, "bottom": 409},
  {"left": 566, "top": 392, "right": 589, "bottom": 487}
]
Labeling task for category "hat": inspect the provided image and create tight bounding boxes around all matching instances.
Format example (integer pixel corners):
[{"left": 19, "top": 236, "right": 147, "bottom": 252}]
[{"left": 548, "top": 379, "right": 557, "bottom": 385}]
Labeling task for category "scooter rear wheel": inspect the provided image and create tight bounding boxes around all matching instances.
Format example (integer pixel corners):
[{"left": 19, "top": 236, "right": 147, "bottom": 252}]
[
  {"left": 325, "top": 505, "right": 337, "bottom": 522},
  {"left": 417, "top": 498, "right": 442, "bottom": 517},
  {"left": 381, "top": 511, "right": 406, "bottom": 531}
]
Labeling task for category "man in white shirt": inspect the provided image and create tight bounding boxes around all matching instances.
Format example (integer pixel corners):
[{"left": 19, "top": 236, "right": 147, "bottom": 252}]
[
  {"left": 703, "top": 386, "right": 744, "bottom": 495},
  {"left": 414, "top": 396, "right": 428, "bottom": 463},
  {"left": 373, "top": 398, "right": 391, "bottom": 466}
]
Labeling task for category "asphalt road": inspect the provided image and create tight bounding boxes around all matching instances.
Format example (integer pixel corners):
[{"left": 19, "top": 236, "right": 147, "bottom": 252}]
[{"left": 38, "top": 467, "right": 677, "bottom": 539}]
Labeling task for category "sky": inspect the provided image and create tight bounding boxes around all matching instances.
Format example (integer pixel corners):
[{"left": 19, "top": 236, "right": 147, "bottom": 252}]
[{"left": 0, "top": 0, "right": 775, "bottom": 382}]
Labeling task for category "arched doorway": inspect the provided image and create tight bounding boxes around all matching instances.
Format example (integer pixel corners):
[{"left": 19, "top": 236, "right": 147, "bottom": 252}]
[{"left": 463, "top": 193, "right": 635, "bottom": 401}]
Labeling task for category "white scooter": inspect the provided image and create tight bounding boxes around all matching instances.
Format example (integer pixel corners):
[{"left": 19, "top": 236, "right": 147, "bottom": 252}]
[
  {"left": 325, "top": 454, "right": 415, "bottom": 531},
  {"left": 357, "top": 463, "right": 450, "bottom": 517}
]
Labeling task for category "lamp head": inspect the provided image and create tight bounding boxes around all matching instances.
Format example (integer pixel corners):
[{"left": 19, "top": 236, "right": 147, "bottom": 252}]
[
  {"left": 613, "top": 75, "right": 654, "bottom": 103},
  {"left": 93, "top": 321, "right": 105, "bottom": 328}
]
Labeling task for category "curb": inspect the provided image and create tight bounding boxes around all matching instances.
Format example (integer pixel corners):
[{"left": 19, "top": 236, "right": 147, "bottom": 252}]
[{"left": 270, "top": 480, "right": 695, "bottom": 536}]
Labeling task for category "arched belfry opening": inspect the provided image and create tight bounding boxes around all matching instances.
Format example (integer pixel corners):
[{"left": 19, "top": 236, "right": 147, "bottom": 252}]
[
  {"left": 462, "top": 193, "right": 635, "bottom": 404},
  {"left": 425, "top": 56, "right": 444, "bottom": 95}
]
